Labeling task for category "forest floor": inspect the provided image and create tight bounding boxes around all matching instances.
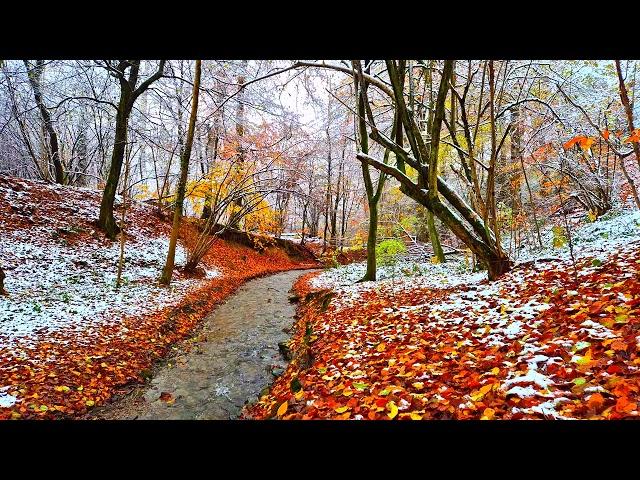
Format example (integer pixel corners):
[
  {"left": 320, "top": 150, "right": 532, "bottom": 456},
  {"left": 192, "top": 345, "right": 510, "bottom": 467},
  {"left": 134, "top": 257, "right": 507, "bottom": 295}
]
[
  {"left": 0, "top": 176, "right": 317, "bottom": 419},
  {"left": 244, "top": 209, "right": 640, "bottom": 420}
]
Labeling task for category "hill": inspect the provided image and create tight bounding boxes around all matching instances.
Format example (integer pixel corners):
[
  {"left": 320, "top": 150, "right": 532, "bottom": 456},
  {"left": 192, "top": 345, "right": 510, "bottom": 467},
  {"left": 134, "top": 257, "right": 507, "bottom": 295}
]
[{"left": 0, "top": 176, "right": 316, "bottom": 418}]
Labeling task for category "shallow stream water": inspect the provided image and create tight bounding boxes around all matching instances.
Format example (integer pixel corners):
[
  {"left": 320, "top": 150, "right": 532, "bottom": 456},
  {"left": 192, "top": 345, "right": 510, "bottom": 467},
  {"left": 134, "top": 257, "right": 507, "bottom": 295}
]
[{"left": 94, "top": 269, "right": 313, "bottom": 420}]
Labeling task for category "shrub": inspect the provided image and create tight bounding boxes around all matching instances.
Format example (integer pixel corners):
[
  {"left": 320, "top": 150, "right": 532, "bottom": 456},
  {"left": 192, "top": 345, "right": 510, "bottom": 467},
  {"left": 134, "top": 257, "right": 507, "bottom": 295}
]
[
  {"left": 552, "top": 225, "right": 567, "bottom": 248},
  {"left": 376, "top": 239, "right": 407, "bottom": 268}
]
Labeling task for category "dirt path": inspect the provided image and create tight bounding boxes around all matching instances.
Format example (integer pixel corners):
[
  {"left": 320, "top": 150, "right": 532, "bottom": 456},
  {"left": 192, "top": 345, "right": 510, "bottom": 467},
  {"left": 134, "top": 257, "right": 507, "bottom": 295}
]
[{"left": 90, "top": 269, "right": 314, "bottom": 420}]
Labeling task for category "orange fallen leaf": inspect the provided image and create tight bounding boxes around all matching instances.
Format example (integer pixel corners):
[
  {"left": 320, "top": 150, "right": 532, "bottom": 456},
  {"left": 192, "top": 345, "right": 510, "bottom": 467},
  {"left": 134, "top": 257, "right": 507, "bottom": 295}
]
[
  {"left": 159, "top": 392, "right": 174, "bottom": 404},
  {"left": 587, "top": 393, "right": 605, "bottom": 411},
  {"left": 481, "top": 407, "right": 495, "bottom": 420},
  {"left": 277, "top": 401, "right": 288, "bottom": 417},
  {"left": 611, "top": 340, "right": 628, "bottom": 352},
  {"left": 615, "top": 397, "right": 637, "bottom": 414}
]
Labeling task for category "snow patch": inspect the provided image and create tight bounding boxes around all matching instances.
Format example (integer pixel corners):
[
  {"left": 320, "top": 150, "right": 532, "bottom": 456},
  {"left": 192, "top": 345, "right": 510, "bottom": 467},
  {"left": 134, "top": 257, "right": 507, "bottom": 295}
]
[{"left": 0, "top": 387, "right": 17, "bottom": 408}]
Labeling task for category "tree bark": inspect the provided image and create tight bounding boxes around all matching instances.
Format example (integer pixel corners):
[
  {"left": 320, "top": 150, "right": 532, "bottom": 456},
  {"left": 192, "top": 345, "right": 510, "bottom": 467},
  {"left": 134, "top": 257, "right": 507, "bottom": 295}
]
[
  {"left": 98, "top": 88, "right": 133, "bottom": 239},
  {"left": 116, "top": 142, "right": 132, "bottom": 288},
  {"left": 616, "top": 60, "right": 640, "bottom": 173},
  {"left": 97, "top": 60, "right": 165, "bottom": 239},
  {"left": 354, "top": 60, "right": 387, "bottom": 282},
  {"left": 425, "top": 60, "right": 447, "bottom": 263},
  {"left": 427, "top": 210, "right": 445, "bottom": 262},
  {"left": 229, "top": 60, "right": 248, "bottom": 229},
  {"left": 364, "top": 201, "right": 378, "bottom": 281},
  {"left": 24, "top": 60, "right": 64, "bottom": 184},
  {"left": 160, "top": 60, "right": 201, "bottom": 285}
]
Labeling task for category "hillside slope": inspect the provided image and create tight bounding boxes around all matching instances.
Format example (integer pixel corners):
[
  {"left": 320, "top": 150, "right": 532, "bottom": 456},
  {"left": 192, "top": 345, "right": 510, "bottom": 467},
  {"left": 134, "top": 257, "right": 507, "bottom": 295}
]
[
  {"left": 246, "top": 210, "right": 640, "bottom": 420},
  {"left": 0, "top": 176, "right": 316, "bottom": 418}
]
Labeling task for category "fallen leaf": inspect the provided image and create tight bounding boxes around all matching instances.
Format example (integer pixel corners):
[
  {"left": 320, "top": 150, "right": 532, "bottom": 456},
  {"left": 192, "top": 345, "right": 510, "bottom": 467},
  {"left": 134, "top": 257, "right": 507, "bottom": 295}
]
[
  {"left": 277, "top": 401, "right": 288, "bottom": 417},
  {"left": 387, "top": 401, "right": 398, "bottom": 419}
]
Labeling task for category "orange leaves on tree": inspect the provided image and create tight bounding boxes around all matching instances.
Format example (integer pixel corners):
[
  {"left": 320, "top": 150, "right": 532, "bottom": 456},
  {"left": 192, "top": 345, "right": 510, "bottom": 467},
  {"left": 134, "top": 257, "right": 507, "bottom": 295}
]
[
  {"left": 563, "top": 135, "right": 596, "bottom": 152},
  {"left": 624, "top": 129, "right": 640, "bottom": 144}
]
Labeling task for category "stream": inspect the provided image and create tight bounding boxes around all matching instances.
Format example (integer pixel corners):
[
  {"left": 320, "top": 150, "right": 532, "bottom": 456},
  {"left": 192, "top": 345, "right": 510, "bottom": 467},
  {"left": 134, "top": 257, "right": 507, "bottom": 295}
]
[{"left": 92, "top": 269, "right": 314, "bottom": 420}]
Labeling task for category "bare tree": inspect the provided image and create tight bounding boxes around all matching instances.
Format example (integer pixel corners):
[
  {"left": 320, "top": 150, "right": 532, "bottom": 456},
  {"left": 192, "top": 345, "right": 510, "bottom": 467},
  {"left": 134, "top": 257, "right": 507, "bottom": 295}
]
[
  {"left": 97, "top": 60, "right": 166, "bottom": 239},
  {"left": 160, "top": 60, "right": 201, "bottom": 285},
  {"left": 23, "top": 60, "right": 64, "bottom": 184},
  {"left": 356, "top": 60, "right": 512, "bottom": 279}
]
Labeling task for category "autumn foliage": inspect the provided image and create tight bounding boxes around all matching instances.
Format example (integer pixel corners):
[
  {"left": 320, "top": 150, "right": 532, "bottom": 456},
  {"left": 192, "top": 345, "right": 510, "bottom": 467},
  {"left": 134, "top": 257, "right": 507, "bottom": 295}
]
[{"left": 244, "top": 244, "right": 640, "bottom": 420}]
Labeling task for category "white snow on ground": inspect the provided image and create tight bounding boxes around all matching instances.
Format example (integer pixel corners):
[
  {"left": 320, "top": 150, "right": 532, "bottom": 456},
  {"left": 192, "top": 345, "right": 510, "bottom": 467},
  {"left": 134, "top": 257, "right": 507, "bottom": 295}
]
[
  {"left": 313, "top": 208, "right": 640, "bottom": 294},
  {"left": 307, "top": 207, "right": 640, "bottom": 419},
  {"left": 0, "top": 180, "right": 221, "bottom": 348},
  {"left": 513, "top": 208, "right": 640, "bottom": 264},
  {"left": 0, "top": 228, "right": 220, "bottom": 346},
  {"left": 0, "top": 386, "right": 17, "bottom": 408},
  {"left": 311, "top": 258, "right": 486, "bottom": 290}
]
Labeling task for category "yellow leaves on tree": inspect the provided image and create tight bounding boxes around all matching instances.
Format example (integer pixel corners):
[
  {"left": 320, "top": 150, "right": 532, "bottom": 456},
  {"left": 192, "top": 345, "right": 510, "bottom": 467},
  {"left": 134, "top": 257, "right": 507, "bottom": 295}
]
[
  {"left": 243, "top": 200, "right": 279, "bottom": 234},
  {"left": 183, "top": 161, "right": 254, "bottom": 218}
]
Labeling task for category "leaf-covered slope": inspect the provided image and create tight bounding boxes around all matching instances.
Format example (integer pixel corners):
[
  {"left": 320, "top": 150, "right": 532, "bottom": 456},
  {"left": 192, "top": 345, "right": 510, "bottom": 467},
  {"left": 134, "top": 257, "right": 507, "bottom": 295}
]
[
  {"left": 245, "top": 242, "right": 640, "bottom": 420},
  {"left": 0, "top": 175, "right": 316, "bottom": 418}
]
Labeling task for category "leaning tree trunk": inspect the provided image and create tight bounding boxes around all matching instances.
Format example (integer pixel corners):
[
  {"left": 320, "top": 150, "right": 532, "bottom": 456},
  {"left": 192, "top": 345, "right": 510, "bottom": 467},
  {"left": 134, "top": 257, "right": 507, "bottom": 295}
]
[
  {"left": 160, "top": 60, "right": 202, "bottom": 285},
  {"left": 356, "top": 60, "right": 511, "bottom": 280},
  {"left": 0, "top": 266, "right": 6, "bottom": 295}
]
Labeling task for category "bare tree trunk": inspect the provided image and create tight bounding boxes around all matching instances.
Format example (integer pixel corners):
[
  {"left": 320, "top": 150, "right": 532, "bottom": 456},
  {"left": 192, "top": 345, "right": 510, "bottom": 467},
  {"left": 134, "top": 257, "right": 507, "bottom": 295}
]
[
  {"left": 322, "top": 97, "right": 333, "bottom": 253},
  {"left": 330, "top": 142, "right": 345, "bottom": 247},
  {"left": 116, "top": 142, "right": 132, "bottom": 289},
  {"left": 616, "top": 60, "right": 640, "bottom": 174},
  {"left": 99, "top": 87, "right": 133, "bottom": 238},
  {"left": 485, "top": 60, "right": 503, "bottom": 259},
  {"left": 2, "top": 66, "right": 45, "bottom": 179},
  {"left": 229, "top": 60, "right": 248, "bottom": 229},
  {"left": 98, "top": 60, "right": 165, "bottom": 239},
  {"left": 424, "top": 60, "right": 445, "bottom": 263},
  {"left": 520, "top": 150, "right": 543, "bottom": 248},
  {"left": 300, "top": 202, "right": 307, "bottom": 246},
  {"left": 353, "top": 60, "right": 389, "bottom": 282},
  {"left": 358, "top": 60, "right": 511, "bottom": 280},
  {"left": 0, "top": 266, "right": 6, "bottom": 295},
  {"left": 160, "top": 60, "right": 201, "bottom": 285},
  {"left": 23, "top": 60, "right": 64, "bottom": 184},
  {"left": 75, "top": 119, "right": 90, "bottom": 187}
]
